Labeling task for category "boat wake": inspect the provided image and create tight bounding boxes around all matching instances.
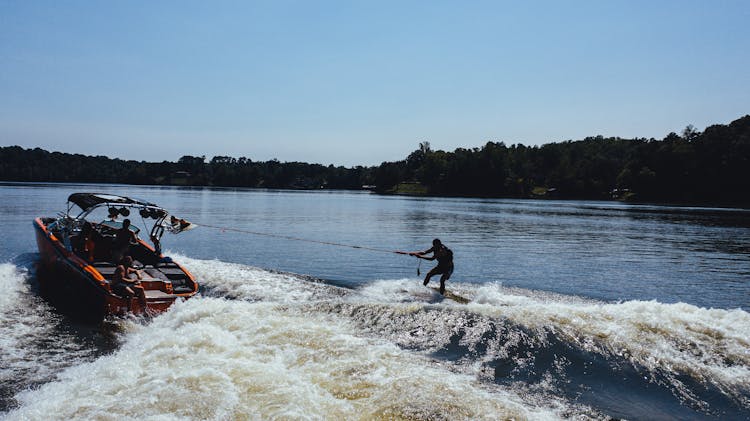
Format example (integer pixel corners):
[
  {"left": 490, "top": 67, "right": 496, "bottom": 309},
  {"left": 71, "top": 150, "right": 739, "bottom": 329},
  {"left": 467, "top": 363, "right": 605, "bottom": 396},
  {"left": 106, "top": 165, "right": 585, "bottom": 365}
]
[
  {"left": 337, "top": 280, "right": 750, "bottom": 418},
  {"left": 2, "top": 255, "right": 749, "bottom": 420},
  {"left": 0, "top": 259, "right": 118, "bottom": 412}
]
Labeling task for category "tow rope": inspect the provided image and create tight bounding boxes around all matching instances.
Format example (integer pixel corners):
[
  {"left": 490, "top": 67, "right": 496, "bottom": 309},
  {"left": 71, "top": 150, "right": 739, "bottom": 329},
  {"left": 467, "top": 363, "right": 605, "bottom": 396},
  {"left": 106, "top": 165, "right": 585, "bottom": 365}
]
[{"left": 199, "top": 223, "right": 404, "bottom": 255}]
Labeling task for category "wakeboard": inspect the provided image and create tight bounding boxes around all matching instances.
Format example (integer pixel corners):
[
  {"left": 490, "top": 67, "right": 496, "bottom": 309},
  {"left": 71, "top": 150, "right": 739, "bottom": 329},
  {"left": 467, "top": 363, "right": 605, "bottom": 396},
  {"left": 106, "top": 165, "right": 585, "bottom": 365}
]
[{"left": 429, "top": 287, "right": 469, "bottom": 304}]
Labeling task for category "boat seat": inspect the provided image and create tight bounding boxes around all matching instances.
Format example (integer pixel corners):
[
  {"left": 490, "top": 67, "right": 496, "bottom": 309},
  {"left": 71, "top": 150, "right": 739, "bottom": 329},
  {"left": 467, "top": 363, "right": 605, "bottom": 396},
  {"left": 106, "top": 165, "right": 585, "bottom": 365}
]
[
  {"left": 155, "top": 266, "right": 188, "bottom": 281},
  {"left": 92, "top": 262, "right": 118, "bottom": 278},
  {"left": 144, "top": 290, "right": 175, "bottom": 300},
  {"left": 143, "top": 268, "right": 170, "bottom": 282},
  {"left": 155, "top": 262, "right": 180, "bottom": 269}
]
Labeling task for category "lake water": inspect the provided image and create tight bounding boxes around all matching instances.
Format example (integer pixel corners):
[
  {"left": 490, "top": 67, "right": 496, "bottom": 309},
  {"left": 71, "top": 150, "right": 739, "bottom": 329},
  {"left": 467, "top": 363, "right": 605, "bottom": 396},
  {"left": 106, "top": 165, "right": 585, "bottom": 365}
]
[{"left": 1, "top": 182, "right": 749, "bottom": 420}]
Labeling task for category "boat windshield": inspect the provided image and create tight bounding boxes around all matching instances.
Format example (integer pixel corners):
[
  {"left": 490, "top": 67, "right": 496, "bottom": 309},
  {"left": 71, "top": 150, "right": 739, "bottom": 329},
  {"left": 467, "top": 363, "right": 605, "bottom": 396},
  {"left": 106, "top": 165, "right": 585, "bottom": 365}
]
[{"left": 99, "top": 219, "right": 141, "bottom": 235}]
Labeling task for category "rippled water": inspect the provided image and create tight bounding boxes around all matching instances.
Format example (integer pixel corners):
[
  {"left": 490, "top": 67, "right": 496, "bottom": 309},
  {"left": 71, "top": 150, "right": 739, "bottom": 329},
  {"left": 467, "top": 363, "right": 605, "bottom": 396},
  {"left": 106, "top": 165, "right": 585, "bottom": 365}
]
[{"left": 1, "top": 183, "right": 749, "bottom": 420}]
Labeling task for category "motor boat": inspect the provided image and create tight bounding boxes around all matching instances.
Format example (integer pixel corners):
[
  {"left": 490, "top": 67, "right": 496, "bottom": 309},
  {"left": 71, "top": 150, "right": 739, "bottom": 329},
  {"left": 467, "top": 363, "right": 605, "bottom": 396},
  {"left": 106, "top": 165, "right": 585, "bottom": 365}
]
[{"left": 33, "top": 193, "right": 199, "bottom": 318}]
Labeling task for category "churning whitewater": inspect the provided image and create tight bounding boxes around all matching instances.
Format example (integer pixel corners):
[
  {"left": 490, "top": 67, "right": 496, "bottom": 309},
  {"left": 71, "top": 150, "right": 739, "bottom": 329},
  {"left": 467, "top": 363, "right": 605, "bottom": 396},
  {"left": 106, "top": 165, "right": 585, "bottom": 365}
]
[{"left": 2, "top": 255, "right": 749, "bottom": 420}]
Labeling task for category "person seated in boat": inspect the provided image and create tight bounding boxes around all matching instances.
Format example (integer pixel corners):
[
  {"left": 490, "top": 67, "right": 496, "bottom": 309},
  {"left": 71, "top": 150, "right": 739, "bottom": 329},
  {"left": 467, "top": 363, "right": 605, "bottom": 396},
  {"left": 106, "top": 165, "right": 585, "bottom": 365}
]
[
  {"left": 112, "top": 218, "right": 138, "bottom": 263},
  {"left": 112, "top": 256, "right": 146, "bottom": 306}
]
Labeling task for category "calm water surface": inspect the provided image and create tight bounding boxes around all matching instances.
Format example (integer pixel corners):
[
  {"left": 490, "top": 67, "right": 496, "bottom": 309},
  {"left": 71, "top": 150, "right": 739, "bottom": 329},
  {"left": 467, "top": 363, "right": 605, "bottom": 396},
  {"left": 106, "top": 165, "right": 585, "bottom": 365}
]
[{"left": 1, "top": 183, "right": 749, "bottom": 420}]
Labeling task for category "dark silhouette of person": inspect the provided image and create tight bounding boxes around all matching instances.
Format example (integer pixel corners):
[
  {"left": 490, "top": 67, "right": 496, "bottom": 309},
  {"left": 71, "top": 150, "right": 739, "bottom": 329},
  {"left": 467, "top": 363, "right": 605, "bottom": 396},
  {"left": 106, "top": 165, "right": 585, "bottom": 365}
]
[
  {"left": 79, "top": 221, "right": 99, "bottom": 261},
  {"left": 409, "top": 238, "right": 454, "bottom": 294},
  {"left": 112, "top": 218, "right": 137, "bottom": 263}
]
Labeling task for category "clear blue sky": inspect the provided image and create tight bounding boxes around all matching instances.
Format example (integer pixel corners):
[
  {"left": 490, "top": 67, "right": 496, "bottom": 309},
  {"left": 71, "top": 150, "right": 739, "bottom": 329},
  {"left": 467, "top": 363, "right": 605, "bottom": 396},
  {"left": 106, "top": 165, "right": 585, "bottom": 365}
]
[{"left": 1, "top": 1, "right": 749, "bottom": 166}]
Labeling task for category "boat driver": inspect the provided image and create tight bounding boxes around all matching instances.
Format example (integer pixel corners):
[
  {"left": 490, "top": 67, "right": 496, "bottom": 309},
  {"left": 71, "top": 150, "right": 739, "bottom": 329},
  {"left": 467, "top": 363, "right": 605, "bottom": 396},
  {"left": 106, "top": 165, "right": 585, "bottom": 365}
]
[{"left": 112, "top": 218, "right": 138, "bottom": 263}]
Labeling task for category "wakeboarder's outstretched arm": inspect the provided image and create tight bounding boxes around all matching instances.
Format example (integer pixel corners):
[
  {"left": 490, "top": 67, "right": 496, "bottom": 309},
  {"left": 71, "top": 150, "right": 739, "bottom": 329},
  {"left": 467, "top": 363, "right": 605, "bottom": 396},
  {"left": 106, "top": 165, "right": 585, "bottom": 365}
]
[{"left": 396, "top": 248, "right": 436, "bottom": 260}]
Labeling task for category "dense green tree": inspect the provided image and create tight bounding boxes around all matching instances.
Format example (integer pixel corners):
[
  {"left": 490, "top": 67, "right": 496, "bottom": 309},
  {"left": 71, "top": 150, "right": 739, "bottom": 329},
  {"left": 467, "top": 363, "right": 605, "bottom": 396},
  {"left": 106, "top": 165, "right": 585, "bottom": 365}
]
[{"left": 1, "top": 115, "right": 748, "bottom": 206}]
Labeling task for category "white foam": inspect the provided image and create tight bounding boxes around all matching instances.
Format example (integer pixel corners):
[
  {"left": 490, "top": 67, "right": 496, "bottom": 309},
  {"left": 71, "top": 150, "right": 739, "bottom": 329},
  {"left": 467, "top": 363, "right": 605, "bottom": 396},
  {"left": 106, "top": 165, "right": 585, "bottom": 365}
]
[
  {"left": 314, "top": 277, "right": 750, "bottom": 406},
  {"left": 0, "top": 263, "right": 99, "bottom": 402},
  {"left": 5, "top": 297, "right": 569, "bottom": 420},
  {"left": 11, "top": 255, "right": 745, "bottom": 418},
  {"left": 176, "top": 257, "right": 750, "bottom": 401},
  {"left": 175, "top": 254, "right": 347, "bottom": 303},
  {"left": 0, "top": 263, "right": 27, "bottom": 311},
  {"left": 355, "top": 278, "right": 446, "bottom": 304},
  {"left": 468, "top": 282, "right": 750, "bottom": 401}
]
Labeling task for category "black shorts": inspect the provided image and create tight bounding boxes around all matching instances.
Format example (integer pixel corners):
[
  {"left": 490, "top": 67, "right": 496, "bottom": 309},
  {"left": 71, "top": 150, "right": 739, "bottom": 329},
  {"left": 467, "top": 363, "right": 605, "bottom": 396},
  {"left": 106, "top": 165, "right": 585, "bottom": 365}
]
[
  {"left": 434, "top": 263, "right": 454, "bottom": 279},
  {"left": 112, "top": 282, "right": 134, "bottom": 297}
]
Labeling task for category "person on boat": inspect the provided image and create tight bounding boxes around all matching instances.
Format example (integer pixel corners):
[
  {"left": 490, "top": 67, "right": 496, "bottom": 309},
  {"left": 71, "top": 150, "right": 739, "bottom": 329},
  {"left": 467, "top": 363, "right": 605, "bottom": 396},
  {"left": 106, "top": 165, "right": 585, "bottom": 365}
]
[
  {"left": 407, "top": 238, "right": 454, "bottom": 295},
  {"left": 112, "top": 256, "right": 146, "bottom": 306},
  {"left": 79, "top": 222, "right": 98, "bottom": 261},
  {"left": 112, "top": 218, "right": 138, "bottom": 263}
]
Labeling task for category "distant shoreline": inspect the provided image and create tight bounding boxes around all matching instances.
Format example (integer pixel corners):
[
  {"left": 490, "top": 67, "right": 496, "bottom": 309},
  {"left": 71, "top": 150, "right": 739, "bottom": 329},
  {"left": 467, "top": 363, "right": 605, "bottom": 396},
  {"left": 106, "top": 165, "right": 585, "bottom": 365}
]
[
  {"left": 3, "top": 180, "right": 749, "bottom": 211},
  {"left": 2, "top": 114, "right": 749, "bottom": 208}
]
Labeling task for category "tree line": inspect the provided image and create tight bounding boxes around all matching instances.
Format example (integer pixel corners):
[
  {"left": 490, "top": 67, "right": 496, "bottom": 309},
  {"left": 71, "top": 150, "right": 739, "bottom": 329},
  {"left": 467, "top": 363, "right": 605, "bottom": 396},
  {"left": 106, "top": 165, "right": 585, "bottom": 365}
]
[{"left": 1, "top": 115, "right": 748, "bottom": 206}]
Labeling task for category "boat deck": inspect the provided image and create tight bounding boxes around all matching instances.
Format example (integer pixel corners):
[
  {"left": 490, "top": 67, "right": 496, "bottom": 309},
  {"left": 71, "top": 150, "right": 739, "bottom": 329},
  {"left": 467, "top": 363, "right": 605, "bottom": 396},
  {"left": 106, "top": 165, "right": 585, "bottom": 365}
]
[{"left": 90, "top": 261, "right": 191, "bottom": 299}]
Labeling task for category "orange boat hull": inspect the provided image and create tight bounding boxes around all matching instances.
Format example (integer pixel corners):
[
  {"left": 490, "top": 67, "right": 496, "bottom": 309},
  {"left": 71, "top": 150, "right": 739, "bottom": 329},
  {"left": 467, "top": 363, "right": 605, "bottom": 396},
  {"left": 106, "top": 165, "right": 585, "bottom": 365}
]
[{"left": 33, "top": 217, "right": 196, "bottom": 318}]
